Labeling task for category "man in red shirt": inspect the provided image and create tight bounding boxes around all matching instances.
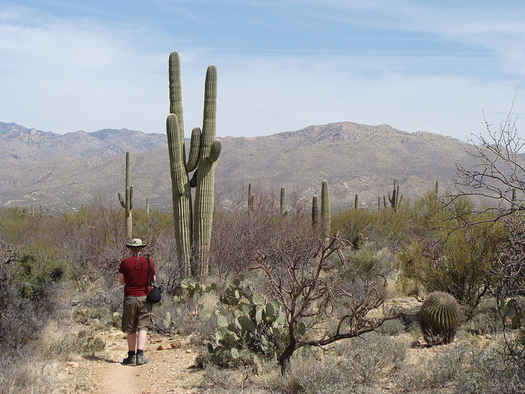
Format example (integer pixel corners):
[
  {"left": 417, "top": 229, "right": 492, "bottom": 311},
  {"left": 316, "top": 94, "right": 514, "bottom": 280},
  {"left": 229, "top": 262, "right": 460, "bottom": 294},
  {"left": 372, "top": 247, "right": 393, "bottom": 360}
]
[{"left": 119, "top": 238, "right": 156, "bottom": 365}]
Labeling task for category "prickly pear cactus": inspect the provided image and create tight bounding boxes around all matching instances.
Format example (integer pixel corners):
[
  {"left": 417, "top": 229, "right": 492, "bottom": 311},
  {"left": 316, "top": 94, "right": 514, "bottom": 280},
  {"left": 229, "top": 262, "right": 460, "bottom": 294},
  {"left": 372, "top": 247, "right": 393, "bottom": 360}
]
[
  {"left": 206, "top": 276, "right": 292, "bottom": 370},
  {"left": 420, "top": 291, "right": 461, "bottom": 346}
]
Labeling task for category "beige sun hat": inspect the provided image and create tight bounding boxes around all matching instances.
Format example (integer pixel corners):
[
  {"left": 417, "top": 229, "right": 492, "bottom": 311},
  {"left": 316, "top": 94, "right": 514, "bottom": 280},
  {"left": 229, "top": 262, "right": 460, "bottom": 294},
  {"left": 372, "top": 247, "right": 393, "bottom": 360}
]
[{"left": 126, "top": 238, "right": 147, "bottom": 248}]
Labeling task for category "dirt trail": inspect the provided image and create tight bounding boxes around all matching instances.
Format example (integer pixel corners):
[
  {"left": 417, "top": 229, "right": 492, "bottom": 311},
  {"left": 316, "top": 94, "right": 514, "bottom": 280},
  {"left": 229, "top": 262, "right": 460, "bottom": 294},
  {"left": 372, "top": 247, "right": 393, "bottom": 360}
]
[{"left": 64, "top": 329, "right": 206, "bottom": 393}]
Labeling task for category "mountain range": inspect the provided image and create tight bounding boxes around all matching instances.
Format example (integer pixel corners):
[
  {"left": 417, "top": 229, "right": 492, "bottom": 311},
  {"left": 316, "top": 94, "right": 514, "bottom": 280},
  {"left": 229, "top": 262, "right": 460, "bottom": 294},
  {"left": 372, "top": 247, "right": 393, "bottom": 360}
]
[{"left": 0, "top": 121, "right": 478, "bottom": 213}]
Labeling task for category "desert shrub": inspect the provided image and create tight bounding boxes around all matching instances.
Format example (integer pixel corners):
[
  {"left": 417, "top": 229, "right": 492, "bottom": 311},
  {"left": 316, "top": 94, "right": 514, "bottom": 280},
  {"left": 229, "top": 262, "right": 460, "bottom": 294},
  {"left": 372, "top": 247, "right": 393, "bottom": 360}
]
[
  {"left": 455, "top": 346, "right": 525, "bottom": 393},
  {"left": 0, "top": 351, "right": 66, "bottom": 394},
  {"left": 398, "top": 218, "right": 505, "bottom": 317},
  {"left": 397, "top": 343, "right": 467, "bottom": 392},
  {"left": 332, "top": 206, "right": 415, "bottom": 251},
  {"left": 164, "top": 277, "right": 219, "bottom": 340},
  {"left": 0, "top": 250, "right": 67, "bottom": 393},
  {"left": 333, "top": 333, "right": 406, "bottom": 385},
  {"left": 377, "top": 318, "right": 406, "bottom": 336}
]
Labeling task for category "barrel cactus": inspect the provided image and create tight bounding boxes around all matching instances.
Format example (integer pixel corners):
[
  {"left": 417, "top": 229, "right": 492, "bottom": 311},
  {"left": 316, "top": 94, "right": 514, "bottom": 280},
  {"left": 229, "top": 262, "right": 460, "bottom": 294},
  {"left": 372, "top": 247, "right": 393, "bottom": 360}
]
[{"left": 420, "top": 291, "right": 461, "bottom": 346}]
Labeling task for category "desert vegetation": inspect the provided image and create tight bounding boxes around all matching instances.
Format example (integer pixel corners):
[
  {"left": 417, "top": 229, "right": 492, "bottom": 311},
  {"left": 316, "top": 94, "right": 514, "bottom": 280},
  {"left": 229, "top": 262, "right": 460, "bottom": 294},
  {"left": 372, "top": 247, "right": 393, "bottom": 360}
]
[{"left": 2, "top": 172, "right": 525, "bottom": 392}]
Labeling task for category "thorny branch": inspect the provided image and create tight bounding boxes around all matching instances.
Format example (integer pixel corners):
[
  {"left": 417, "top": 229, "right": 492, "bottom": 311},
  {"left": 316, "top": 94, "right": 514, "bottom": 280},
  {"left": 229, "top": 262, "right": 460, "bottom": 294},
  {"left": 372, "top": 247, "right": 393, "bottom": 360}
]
[{"left": 252, "top": 233, "right": 399, "bottom": 373}]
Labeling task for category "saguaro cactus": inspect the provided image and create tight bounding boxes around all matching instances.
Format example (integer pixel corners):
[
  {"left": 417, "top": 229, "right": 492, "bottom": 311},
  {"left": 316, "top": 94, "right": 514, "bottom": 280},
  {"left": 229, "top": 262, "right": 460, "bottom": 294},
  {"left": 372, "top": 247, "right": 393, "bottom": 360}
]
[
  {"left": 312, "top": 195, "right": 319, "bottom": 227},
  {"left": 166, "top": 51, "right": 222, "bottom": 277},
  {"left": 320, "top": 180, "right": 331, "bottom": 236},
  {"left": 280, "top": 186, "right": 287, "bottom": 216},
  {"left": 247, "top": 182, "right": 254, "bottom": 212},
  {"left": 118, "top": 151, "right": 133, "bottom": 239},
  {"left": 387, "top": 179, "right": 403, "bottom": 211}
]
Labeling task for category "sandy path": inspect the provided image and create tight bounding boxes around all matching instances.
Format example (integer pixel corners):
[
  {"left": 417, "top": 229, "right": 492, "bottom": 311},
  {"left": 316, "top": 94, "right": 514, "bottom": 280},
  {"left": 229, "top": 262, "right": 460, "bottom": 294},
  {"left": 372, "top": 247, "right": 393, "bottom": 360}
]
[{"left": 65, "top": 330, "right": 206, "bottom": 393}]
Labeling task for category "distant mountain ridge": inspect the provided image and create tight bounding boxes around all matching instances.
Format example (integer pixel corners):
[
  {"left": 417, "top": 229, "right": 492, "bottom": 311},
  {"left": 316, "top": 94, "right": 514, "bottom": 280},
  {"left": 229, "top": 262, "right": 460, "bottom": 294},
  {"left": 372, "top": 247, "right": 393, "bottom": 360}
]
[
  {"left": 0, "top": 121, "right": 477, "bottom": 212},
  {"left": 0, "top": 122, "right": 167, "bottom": 163}
]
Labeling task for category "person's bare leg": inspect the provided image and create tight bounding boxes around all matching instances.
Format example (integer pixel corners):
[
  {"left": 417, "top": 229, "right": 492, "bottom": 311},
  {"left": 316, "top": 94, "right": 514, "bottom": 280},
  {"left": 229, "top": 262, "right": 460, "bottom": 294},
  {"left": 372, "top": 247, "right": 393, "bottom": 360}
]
[
  {"left": 137, "top": 330, "right": 147, "bottom": 350},
  {"left": 127, "top": 332, "right": 137, "bottom": 351},
  {"left": 136, "top": 330, "right": 149, "bottom": 364}
]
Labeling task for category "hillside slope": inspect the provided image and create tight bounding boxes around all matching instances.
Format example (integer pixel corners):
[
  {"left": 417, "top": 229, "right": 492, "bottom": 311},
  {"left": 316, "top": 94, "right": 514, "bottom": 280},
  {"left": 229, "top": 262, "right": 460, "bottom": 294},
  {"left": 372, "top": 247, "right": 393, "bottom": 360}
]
[{"left": 0, "top": 121, "right": 476, "bottom": 211}]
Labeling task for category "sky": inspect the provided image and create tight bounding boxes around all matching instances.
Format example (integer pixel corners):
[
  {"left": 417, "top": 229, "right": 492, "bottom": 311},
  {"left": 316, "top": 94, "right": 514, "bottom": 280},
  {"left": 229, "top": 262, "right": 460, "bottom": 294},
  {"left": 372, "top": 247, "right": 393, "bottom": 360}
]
[{"left": 1, "top": 1, "right": 524, "bottom": 142}]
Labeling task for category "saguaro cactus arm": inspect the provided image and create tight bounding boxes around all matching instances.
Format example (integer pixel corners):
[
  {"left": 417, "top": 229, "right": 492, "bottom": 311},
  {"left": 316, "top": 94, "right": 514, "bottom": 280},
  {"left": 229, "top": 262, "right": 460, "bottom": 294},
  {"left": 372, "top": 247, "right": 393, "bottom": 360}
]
[
  {"left": 186, "top": 127, "right": 202, "bottom": 172},
  {"left": 166, "top": 114, "right": 187, "bottom": 196}
]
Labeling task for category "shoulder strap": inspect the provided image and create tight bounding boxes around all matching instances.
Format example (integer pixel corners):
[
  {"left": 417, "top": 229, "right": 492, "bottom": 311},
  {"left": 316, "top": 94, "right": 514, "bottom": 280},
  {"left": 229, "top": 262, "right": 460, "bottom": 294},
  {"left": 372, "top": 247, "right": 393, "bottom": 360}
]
[{"left": 146, "top": 257, "right": 154, "bottom": 286}]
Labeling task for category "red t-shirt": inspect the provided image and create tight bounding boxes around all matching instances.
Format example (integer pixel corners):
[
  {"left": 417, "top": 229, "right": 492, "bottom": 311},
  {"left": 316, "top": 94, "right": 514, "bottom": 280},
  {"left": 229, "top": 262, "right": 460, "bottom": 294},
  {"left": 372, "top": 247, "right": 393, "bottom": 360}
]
[{"left": 119, "top": 255, "right": 156, "bottom": 297}]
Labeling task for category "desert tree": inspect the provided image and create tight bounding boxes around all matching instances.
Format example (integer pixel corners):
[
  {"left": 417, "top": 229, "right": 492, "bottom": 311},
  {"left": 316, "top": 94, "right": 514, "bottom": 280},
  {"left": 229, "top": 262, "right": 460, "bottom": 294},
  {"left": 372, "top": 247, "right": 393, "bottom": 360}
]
[
  {"left": 454, "top": 100, "right": 525, "bottom": 358},
  {"left": 455, "top": 100, "right": 525, "bottom": 217},
  {"left": 252, "top": 232, "right": 399, "bottom": 374}
]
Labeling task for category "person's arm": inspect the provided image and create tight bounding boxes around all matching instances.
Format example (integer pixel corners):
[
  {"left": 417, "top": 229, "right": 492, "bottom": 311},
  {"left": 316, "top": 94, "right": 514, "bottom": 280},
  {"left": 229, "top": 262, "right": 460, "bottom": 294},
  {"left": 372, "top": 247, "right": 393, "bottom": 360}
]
[{"left": 119, "top": 273, "right": 126, "bottom": 285}]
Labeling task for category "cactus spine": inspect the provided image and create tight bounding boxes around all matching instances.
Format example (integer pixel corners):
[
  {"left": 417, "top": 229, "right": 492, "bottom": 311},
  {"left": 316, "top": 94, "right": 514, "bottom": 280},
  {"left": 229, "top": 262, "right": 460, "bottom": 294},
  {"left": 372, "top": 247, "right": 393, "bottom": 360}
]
[
  {"left": 320, "top": 180, "right": 331, "bottom": 235},
  {"left": 118, "top": 151, "right": 133, "bottom": 239},
  {"left": 420, "top": 291, "right": 460, "bottom": 346},
  {"left": 167, "top": 51, "right": 221, "bottom": 277}
]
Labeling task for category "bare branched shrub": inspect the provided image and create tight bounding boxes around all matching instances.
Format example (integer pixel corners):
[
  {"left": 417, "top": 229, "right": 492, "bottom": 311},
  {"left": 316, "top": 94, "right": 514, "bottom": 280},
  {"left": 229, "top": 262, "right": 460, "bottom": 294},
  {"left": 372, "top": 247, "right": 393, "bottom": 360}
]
[
  {"left": 455, "top": 103, "right": 525, "bottom": 214},
  {"left": 252, "top": 232, "right": 399, "bottom": 374},
  {"left": 211, "top": 185, "right": 300, "bottom": 280}
]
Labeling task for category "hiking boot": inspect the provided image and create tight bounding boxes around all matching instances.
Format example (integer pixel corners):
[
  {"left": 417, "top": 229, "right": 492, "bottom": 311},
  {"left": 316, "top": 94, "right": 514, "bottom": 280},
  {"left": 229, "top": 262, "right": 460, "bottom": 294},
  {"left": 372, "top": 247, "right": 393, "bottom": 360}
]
[
  {"left": 122, "top": 355, "right": 136, "bottom": 365},
  {"left": 136, "top": 354, "right": 150, "bottom": 365}
]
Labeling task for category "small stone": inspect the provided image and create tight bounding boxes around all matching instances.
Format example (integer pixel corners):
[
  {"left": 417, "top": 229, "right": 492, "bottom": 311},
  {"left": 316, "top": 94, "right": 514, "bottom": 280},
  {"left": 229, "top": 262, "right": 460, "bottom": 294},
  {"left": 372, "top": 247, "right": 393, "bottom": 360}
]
[
  {"left": 67, "top": 362, "right": 79, "bottom": 368},
  {"left": 157, "top": 344, "right": 168, "bottom": 350},
  {"left": 170, "top": 340, "right": 182, "bottom": 349}
]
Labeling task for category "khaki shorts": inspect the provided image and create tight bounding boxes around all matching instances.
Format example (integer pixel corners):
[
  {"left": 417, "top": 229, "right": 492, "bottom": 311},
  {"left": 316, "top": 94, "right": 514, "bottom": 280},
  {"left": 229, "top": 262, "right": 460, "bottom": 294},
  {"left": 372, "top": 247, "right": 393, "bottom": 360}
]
[{"left": 122, "top": 296, "right": 153, "bottom": 333}]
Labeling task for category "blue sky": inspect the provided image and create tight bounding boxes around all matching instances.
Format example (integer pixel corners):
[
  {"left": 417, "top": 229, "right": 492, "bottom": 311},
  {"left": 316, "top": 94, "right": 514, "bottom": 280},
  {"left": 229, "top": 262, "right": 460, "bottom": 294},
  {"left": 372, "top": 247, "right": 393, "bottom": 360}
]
[{"left": 0, "top": 1, "right": 524, "bottom": 141}]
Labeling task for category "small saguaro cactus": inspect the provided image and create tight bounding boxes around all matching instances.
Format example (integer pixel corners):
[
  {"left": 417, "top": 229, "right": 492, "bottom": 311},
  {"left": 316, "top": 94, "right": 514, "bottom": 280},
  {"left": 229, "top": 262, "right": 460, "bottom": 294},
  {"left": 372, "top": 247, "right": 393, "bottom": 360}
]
[
  {"left": 312, "top": 195, "right": 319, "bottom": 227},
  {"left": 320, "top": 180, "right": 331, "bottom": 236},
  {"left": 118, "top": 151, "right": 133, "bottom": 239},
  {"left": 354, "top": 193, "right": 359, "bottom": 210},
  {"left": 166, "top": 51, "right": 222, "bottom": 277},
  {"left": 248, "top": 182, "right": 254, "bottom": 212},
  {"left": 280, "top": 186, "right": 287, "bottom": 216},
  {"left": 420, "top": 291, "right": 461, "bottom": 346},
  {"left": 387, "top": 179, "right": 403, "bottom": 212}
]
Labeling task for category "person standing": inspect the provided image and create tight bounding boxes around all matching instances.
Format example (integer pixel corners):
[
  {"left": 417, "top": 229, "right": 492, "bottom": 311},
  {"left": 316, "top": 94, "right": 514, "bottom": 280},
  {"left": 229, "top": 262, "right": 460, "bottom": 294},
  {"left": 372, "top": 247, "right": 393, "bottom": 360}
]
[{"left": 119, "top": 238, "right": 156, "bottom": 365}]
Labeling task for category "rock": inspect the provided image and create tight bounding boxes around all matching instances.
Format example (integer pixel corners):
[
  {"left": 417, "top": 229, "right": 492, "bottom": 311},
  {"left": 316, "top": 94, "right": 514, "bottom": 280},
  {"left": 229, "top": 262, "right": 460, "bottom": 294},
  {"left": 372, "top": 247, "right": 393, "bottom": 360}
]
[
  {"left": 67, "top": 362, "right": 79, "bottom": 368},
  {"left": 170, "top": 340, "right": 182, "bottom": 349}
]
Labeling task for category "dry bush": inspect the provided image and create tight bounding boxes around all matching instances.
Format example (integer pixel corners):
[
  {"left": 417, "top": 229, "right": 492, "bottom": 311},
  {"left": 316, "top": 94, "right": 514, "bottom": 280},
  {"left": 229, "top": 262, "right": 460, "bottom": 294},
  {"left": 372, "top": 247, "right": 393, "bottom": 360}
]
[
  {"left": 397, "top": 343, "right": 466, "bottom": 392},
  {"left": 0, "top": 353, "right": 67, "bottom": 394}
]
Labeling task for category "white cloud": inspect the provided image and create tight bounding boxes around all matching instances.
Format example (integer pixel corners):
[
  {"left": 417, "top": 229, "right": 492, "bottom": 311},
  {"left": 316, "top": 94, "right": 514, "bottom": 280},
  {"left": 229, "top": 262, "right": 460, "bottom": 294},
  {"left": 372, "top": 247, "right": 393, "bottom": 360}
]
[{"left": 0, "top": 1, "right": 523, "bottom": 143}]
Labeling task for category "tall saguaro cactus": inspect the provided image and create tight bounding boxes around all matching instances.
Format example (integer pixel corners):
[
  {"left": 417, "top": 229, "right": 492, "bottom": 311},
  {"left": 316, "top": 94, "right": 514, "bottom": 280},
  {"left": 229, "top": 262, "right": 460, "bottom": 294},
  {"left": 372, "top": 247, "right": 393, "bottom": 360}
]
[
  {"left": 166, "top": 51, "right": 222, "bottom": 277},
  {"left": 320, "top": 180, "right": 331, "bottom": 236},
  {"left": 118, "top": 151, "right": 133, "bottom": 239}
]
